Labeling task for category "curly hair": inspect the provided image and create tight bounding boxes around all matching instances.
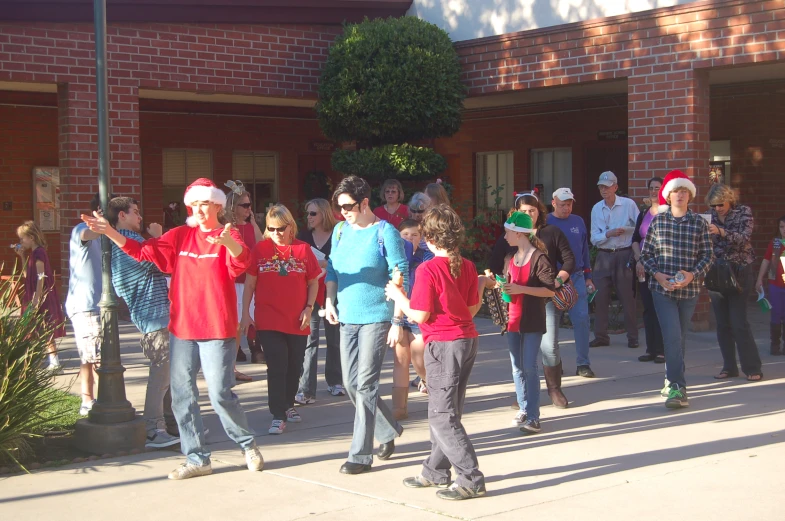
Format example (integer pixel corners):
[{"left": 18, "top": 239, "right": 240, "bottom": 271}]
[
  {"left": 420, "top": 204, "right": 465, "bottom": 278},
  {"left": 706, "top": 183, "right": 736, "bottom": 207}
]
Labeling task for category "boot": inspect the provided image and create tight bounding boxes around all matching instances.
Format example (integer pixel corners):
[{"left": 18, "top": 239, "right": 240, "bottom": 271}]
[
  {"left": 392, "top": 386, "right": 409, "bottom": 420},
  {"left": 543, "top": 362, "right": 568, "bottom": 409},
  {"left": 772, "top": 323, "right": 783, "bottom": 355}
]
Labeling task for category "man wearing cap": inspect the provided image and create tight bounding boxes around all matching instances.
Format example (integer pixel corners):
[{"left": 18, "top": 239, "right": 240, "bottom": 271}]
[
  {"left": 546, "top": 188, "right": 595, "bottom": 377},
  {"left": 590, "top": 171, "right": 640, "bottom": 348}
]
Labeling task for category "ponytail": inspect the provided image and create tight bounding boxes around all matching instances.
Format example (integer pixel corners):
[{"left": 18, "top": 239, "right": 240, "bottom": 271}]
[{"left": 447, "top": 249, "right": 462, "bottom": 279}]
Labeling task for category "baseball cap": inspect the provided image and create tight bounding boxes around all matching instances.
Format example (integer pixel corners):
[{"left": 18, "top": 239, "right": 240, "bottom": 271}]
[
  {"left": 597, "top": 171, "right": 618, "bottom": 187},
  {"left": 552, "top": 187, "right": 575, "bottom": 201}
]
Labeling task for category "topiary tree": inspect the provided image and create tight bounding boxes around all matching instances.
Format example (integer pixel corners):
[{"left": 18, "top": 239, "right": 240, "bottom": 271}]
[{"left": 316, "top": 16, "right": 465, "bottom": 186}]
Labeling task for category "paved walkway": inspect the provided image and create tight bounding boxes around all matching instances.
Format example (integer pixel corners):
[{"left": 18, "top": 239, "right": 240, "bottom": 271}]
[{"left": 1, "top": 313, "right": 783, "bottom": 521}]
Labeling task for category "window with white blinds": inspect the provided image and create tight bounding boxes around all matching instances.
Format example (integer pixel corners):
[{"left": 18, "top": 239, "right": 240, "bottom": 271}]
[
  {"left": 477, "top": 151, "right": 514, "bottom": 210},
  {"left": 531, "top": 148, "right": 572, "bottom": 202},
  {"left": 162, "top": 149, "right": 213, "bottom": 185},
  {"left": 232, "top": 151, "right": 278, "bottom": 213}
]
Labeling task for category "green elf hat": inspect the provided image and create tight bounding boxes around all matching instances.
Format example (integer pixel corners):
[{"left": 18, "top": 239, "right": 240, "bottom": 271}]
[{"left": 504, "top": 211, "right": 535, "bottom": 234}]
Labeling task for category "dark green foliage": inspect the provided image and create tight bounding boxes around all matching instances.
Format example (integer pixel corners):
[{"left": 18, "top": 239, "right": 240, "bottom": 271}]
[
  {"left": 332, "top": 144, "right": 447, "bottom": 180},
  {"left": 316, "top": 16, "right": 466, "bottom": 146}
]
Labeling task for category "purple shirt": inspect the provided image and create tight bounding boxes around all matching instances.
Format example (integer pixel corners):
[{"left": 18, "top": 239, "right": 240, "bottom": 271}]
[{"left": 639, "top": 210, "right": 656, "bottom": 248}]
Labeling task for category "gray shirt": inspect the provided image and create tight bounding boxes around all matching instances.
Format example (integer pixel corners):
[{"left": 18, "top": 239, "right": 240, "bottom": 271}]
[{"left": 65, "top": 223, "right": 103, "bottom": 317}]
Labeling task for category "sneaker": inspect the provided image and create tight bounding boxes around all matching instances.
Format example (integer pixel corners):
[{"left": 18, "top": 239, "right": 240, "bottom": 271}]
[
  {"left": 294, "top": 393, "right": 315, "bottom": 405},
  {"left": 576, "top": 365, "right": 595, "bottom": 378},
  {"left": 665, "top": 384, "right": 689, "bottom": 409},
  {"left": 519, "top": 419, "right": 541, "bottom": 434},
  {"left": 79, "top": 399, "right": 96, "bottom": 417},
  {"left": 244, "top": 445, "right": 264, "bottom": 472},
  {"left": 146, "top": 429, "right": 181, "bottom": 449},
  {"left": 660, "top": 378, "right": 671, "bottom": 398},
  {"left": 168, "top": 462, "right": 212, "bottom": 480},
  {"left": 403, "top": 475, "right": 450, "bottom": 489},
  {"left": 435, "top": 482, "right": 487, "bottom": 501},
  {"left": 328, "top": 384, "right": 346, "bottom": 396},
  {"left": 268, "top": 419, "right": 286, "bottom": 435},
  {"left": 511, "top": 411, "right": 527, "bottom": 426},
  {"left": 286, "top": 407, "right": 302, "bottom": 423},
  {"left": 47, "top": 364, "right": 64, "bottom": 376}
]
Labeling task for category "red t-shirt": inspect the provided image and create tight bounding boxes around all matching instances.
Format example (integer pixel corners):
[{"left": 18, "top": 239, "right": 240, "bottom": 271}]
[
  {"left": 234, "top": 221, "right": 259, "bottom": 284},
  {"left": 764, "top": 239, "right": 785, "bottom": 288},
  {"left": 373, "top": 205, "right": 409, "bottom": 228},
  {"left": 121, "top": 225, "right": 250, "bottom": 340},
  {"left": 247, "top": 239, "right": 321, "bottom": 336},
  {"left": 506, "top": 258, "right": 531, "bottom": 334},
  {"left": 409, "top": 256, "right": 479, "bottom": 343}
]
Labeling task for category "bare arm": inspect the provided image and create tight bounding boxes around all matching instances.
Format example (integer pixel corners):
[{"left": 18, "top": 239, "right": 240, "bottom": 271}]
[{"left": 33, "top": 259, "right": 46, "bottom": 307}]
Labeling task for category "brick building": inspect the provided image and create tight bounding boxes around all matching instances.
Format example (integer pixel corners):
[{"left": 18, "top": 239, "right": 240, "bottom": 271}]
[{"left": 1, "top": 0, "right": 784, "bottom": 327}]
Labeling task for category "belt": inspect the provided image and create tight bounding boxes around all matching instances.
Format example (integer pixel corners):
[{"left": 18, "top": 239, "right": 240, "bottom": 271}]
[{"left": 597, "top": 246, "right": 631, "bottom": 253}]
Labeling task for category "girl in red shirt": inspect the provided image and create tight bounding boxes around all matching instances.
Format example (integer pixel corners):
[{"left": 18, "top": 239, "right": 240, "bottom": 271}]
[
  {"left": 240, "top": 204, "right": 321, "bottom": 435},
  {"left": 755, "top": 215, "right": 785, "bottom": 355},
  {"left": 385, "top": 205, "right": 486, "bottom": 501}
]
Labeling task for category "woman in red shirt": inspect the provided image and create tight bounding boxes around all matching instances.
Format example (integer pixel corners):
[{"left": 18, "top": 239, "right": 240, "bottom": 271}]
[
  {"left": 373, "top": 179, "right": 409, "bottom": 228},
  {"left": 240, "top": 204, "right": 321, "bottom": 435}
]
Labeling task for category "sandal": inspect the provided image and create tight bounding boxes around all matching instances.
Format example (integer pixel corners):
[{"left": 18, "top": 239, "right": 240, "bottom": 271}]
[
  {"left": 714, "top": 370, "right": 738, "bottom": 379},
  {"left": 418, "top": 379, "right": 428, "bottom": 394},
  {"left": 234, "top": 370, "right": 253, "bottom": 382},
  {"left": 654, "top": 355, "right": 666, "bottom": 364},
  {"left": 746, "top": 374, "right": 763, "bottom": 382}
]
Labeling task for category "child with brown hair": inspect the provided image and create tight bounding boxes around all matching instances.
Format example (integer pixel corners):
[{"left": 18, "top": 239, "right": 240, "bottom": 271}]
[
  {"left": 13, "top": 221, "right": 66, "bottom": 368},
  {"left": 385, "top": 204, "right": 486, "bottom": 501}
]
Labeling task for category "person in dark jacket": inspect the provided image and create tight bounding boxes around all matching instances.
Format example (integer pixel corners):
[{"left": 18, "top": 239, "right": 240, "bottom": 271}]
[{"left": 489, "top": 191, "right": 575, "bottom": 410}]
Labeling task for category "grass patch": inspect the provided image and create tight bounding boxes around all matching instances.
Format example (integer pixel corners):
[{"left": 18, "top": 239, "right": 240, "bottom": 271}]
[{"left": 34, "top": 390, "right": 81, "bottom": 433}]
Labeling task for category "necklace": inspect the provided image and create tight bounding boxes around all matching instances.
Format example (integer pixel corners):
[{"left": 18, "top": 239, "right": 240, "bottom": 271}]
[
  {"left": 385, "top": 203, "right": 400, "bottom": 217},
  {"left": 272, "top": 243, "right": 292, "bottom": 276}
]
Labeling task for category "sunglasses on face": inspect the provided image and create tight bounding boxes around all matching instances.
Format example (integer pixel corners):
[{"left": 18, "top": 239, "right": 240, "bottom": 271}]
[
  {"left": 307, "top": 211, "right": 319, "bottom": 217},
  {"left": 338, "top": 202, "right": 359, "bottom": 212},
  {"left": 237, "top": 203, "right": 252, "bottom": 209},
  {"left": 710, "top": 203, "right": 725, "bottom": 208},
  {"left": 410, "top": 209, "right": 425, "bottom": 214},
  {"left": 267, "top": 225, "right": 288, "bottom": 233}
]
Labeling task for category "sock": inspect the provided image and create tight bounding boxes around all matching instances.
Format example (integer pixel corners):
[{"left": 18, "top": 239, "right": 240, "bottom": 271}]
[{"left": 48, "top": 354, "right": 60, "bottom": 366}]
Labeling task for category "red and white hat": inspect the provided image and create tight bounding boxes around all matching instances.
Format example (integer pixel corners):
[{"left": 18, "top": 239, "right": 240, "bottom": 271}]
[
  {"left": 658, "top": 169, "right": 696, "bottom": 213},
  {"left": 183, "top": 178, "right": 227, "bottom": 227}
]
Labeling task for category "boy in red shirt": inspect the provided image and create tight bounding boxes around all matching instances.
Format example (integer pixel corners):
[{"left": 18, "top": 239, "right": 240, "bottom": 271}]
[
  {"left": 385, "top": 205, "right": 486, "bottom": 501},
  {"left": 755, "top": 215, "right": 785, "bottom": 355}
]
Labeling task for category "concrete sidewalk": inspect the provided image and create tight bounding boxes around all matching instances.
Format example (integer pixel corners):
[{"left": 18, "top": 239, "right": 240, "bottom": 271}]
[{"left": 1, "top": 317, "right": 783, "bottom": 521}]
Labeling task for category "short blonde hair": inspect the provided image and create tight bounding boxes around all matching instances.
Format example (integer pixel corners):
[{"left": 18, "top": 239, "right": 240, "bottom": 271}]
[
  {"left": 305, "top": 198, "right": 337, "bottom": 232},
  {"left": 706, "top": 183, "right": 736, "bottom": 207},
  {"left": 17, "top": 220, "right": 47, "bottom": 250},
  {"left": 381, "top": 179, "right": 405, "bottom": 203},
  {"left": 263, "top": 204, "right": 298, "bottom": 240},
  {"left": 668, "top": 187, "right": 694, "bottom": 205}
]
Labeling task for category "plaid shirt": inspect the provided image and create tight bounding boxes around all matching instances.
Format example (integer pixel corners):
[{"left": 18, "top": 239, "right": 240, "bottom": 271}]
[
  {"left": 710, "top": 204, "right": 755, "bottom": 267},
  {"left": 641, "top": 209, "right": 714, "bottom": 299}
]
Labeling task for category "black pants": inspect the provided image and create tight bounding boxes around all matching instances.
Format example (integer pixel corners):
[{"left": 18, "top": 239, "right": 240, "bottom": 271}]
[
  {"left": 257, "top": 330, "right": 307, "bottom": 420},
  {"left": 639, "top": 276, "right": 664, "bottom": 356}
]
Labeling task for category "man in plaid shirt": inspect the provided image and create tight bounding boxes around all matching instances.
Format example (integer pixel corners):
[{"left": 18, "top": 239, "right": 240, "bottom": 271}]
[{"left": 641, "top": 170, "right": 714, "bottom": 409}]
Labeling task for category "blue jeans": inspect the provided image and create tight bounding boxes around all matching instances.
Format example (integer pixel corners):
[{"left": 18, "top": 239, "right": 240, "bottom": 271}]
[
  {"left": 507, "top": 331, "right": 543, "bottom": 421},
  {"left": 170, "top": 334, "right": 256, "bottom": 466},
  {"left": 340, "top": 322, "right": 402, "bottom": 465},
  {"left": 540, "top": 272, "right": 591, "bottom": 368},
  {"left": 651, "top": 292, "right": 698, "bottom": 389},
  {"left": 298, "top": 303, "right": 342, "bottom": 397}
]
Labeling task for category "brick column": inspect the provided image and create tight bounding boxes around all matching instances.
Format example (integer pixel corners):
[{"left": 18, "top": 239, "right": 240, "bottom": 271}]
[
  {"left": 628, "top": 68, "right": 712, "bottom": 330},
  {"left": 108, "top": 84, "right": 141, "bottom": 200}
]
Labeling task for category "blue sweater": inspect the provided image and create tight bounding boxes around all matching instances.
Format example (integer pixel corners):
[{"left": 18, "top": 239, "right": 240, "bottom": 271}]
[
  {"left": 111, "top": 229, "right": 171, "bottom": 333},
  {"left": 545, "top": 214, "right": 592, "bottom": 279},
  {"left": 326, "top": 221, "right": 409, "bottom": 325}
]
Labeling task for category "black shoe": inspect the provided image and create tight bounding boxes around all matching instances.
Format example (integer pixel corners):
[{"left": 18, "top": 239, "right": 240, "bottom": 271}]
[
  {"left": 589, "top": 339, "right": 609, "bottom": 348},
  {"left": 378, "top": 440, "right": 395, "bottom": 460},
  {"left": 654, "top": 354, "right": 666, "bottom": 364},
  {"left": 236, "top": 349, "right": 247, "bottom": 362},
  {"left": 436, "top": 483, "right": 486, "bottom": 500},
  {"left": 340, "top": 462, "right": 372, "bottom": 475},
  {"left": 638, "top": 354, "right": 655, "bottom": 362},
  {"left": 628, "top": 341, "right": 639, "bottom": 348},
  {"left": 403, "top": 475, "right": 450, "bottom": 489},
  {"left": 576, "top": 365, "right": 595, "bottom": 378}
]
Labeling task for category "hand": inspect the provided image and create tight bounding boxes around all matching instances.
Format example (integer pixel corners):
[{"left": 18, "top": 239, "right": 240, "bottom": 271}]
[
  {"left": 384, "top": 281, "right": 406, "bottom": 303},
  {"left": 586, "top": 280, "right": 595, "bottom": 293},
  {"left": 708, "top": 224, "right": 720, "bottom": 235},
  {"left": 502, "top": 282, "right": 525, "bottom": 295},
  {"left": 671, "top": 270, "right": 694, "bottom": 289},
  {"left": 654, "top": 273, "right": 676, "bottom": 292},
  {"left": 605, "top": 228, "right": 624, "bottom": 238},
  {"left": 13, "top": 245, "right": 24, "bottom": 258},
  {"left": 81, "top": 211, "right": 111, "bottom": 235},
  {"left": 387, "top": 323, "right": 403, "bottom": 348},
  {"left": 324, "top": 301, "right": 339, "bottom": 325},
  {"left": 755, "top": 280, "right": 763, "bottom": 293},
  {"left": 299, "top": 307, "right": 311, "bottom": 331},
  {"left": 206, "top": 223, "right": 236, "bottom": 248},
  {"left": 239, "top": 314, "right": 254, "bottom": 335},
  {"left": 481, "top": 275, "right": 496, "bottom": 290},
  {"left": 318, "top": 259, "right": 328, "bottom": 269},
  {"left": 147, "top": 222, "right": 163, "bottom": 238},
  {"left": 636, "top": 262, "right": 645, "bottom": 280}
]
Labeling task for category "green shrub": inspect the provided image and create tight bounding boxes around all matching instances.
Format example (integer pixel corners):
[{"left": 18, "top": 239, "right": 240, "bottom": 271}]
[
  {"left": 0, "top": 269, "right": 71, "bottom": 470},
  {"left": 332, "top": 144, "right": 447, "bottom": 180}
]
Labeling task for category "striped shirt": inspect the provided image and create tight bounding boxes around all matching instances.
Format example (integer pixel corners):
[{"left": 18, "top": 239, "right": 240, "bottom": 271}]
[
  {"left": 640, "top": 209, "right": 714, "bottom": 299},
  {"left": 111, "top": 229, "right": 170, "bottom": 333}
]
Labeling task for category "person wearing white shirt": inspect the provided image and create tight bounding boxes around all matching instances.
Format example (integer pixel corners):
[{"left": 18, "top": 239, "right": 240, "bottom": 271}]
[{"left": 589, "top": 171, "right": 640, "bottom": 348}]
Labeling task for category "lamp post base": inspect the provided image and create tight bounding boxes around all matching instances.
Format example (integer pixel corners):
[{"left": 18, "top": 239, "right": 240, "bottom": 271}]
[{"left": 73, "top": 416, "right": 146, "bottom": 454}]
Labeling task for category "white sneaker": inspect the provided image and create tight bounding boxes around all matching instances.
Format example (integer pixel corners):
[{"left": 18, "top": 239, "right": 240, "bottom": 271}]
[
  {"left": 79, "top": 399, "right": 96, "bottom": 417},
  {"left": 168, "top": 462, "right": 212, "bottom": 480},
  {"left": 328, "top": 384, "right": 346, "bottom": 396},
  {"left": 286, "top": 407, "right": 302, "bottom": 423},
  {"left": 146, "top": 429, "right": 180, "bottom": 449},
  {"left": 47, "top": 364, "right": 64, "bottom": 376},
  {"left": 294, "top": 393, "right": 315, "bottom": 405},
  {"left": 244, "top": 445, "right": 264, "bottom": 472},
  {"left": 268, "top": 419, "right": 286, "bottom": 435},
  {"left": 511, "top": 411, "right": 527, "bottom": 426}
]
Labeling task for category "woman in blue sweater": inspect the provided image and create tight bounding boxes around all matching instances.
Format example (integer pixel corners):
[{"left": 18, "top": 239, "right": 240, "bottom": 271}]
[{"left": 324, "top": 176, "right": 408, "bottom": 475}]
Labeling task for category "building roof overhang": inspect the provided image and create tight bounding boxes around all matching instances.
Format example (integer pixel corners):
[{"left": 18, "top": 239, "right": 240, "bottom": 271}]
[{"left": 0, "top": 0, "right": 412, "bottom": 24}]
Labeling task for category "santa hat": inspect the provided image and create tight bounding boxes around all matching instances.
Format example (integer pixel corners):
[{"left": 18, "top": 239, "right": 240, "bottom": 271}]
[
  {"left": 504, "top": 212, "right": 535, "bottom": 235},
  {"left": 183, "top": 178, "right": 227, "bottom": 227},
  {"left": 658, "top": 169, "right": 696, "bottom": 213}
]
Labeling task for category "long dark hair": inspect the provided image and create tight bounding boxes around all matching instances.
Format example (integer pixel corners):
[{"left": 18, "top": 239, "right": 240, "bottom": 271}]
[{"left": 510, "top": 194, "right": 547, "bottom": 229}]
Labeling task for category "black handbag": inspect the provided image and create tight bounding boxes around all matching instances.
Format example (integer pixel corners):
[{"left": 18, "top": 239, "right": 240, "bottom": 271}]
[
  {"left": 704, "top": 258, "right": 742, "bottom": 295},
  {"left": 482, "top": 286, "right": 509, "bottom": 335}
]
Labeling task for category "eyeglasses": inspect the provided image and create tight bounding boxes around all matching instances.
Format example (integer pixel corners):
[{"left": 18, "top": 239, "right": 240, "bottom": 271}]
[
  {"left": 267, "top": 225, "right": 288, "bottom": 233},
  {"left": 237, "top": 203, "right": 252, "bottom": 209},
  {"left": 307, "top": 211, "right": 319, "bottom": 217},
  {"left": 338, "top": 202, "right": 359, "bottom": 212},
  {"left": 410, "top": 209, "right": 425, "bottom": 214}
]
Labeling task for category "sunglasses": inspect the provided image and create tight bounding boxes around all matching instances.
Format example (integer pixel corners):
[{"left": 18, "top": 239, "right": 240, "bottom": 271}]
[
  {"left": 237, "top": 203, "right": 252, "bottom": 209},
  {"left": 710, "top": 203, "right": 726, "bottom": 208},
  {"left": 410, "top": 209, "right": 425, "bottom": 214},
  {"left": 338, "top": 202, "right": 359, "bottom": 212},
  {"left": 267, "top": 225, "right": 288, "bottom": 233},
  {"left": 307, "top": 211, "right": 319, "bottom": 217}
]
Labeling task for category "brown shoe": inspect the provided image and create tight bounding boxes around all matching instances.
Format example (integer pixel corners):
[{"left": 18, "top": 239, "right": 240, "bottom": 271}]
[
  {"left": 251, "top": 351, "right": 266, "bottom": 364},
  {"left": 543, "top": 362, "right": 568, "bottom": 408},
  {"left": 234, "top": 370, "right": 253, "bottom": 382}
]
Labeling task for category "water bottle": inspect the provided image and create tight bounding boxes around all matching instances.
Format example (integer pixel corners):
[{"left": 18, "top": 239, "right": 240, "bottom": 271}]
[{"left": 669, "top": 272, "right": 686, "bottom": 285}]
